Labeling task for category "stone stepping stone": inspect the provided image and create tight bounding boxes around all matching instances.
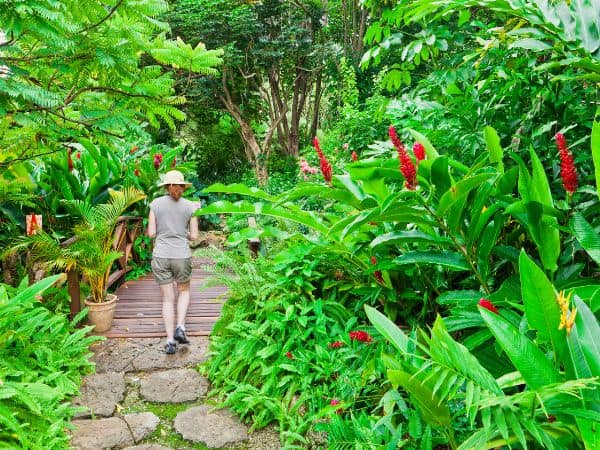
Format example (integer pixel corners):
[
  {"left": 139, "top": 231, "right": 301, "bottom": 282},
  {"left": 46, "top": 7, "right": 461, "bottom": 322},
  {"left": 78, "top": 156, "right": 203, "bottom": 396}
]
[
  {"left": 91, "top": 337, "right": 209, "bottom": 373},
  {"left": 72, "top": 372, "right": 125, "bottom": 418},
  {"left": 71, "top": 413, "right": 159, "bottom": 450},
  {"left": 123, "top": 446, "right": 173, "bottom": 450},
  {"left": 140, "top": 368, "right": 208, "bottom": 403},
  {"left": 174, "top": 405, "right": 248, "bottom": 448}
]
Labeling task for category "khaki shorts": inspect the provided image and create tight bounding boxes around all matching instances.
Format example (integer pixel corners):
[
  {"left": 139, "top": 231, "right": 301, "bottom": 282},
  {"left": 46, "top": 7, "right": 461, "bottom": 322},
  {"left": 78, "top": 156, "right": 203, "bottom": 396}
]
[{"left": 151, "top": 257, "right": 192, "bottom": 285}]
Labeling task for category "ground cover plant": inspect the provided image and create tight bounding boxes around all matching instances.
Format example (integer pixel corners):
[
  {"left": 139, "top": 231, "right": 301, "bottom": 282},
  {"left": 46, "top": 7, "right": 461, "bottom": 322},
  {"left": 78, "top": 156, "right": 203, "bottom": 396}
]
[{"left": 0, "top": 275, "right": 101, "bottom": 448}]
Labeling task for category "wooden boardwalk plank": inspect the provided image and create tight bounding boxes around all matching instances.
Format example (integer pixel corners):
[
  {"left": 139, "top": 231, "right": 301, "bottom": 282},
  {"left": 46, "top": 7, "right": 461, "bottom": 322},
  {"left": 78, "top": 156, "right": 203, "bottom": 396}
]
[{"left": 94, "top": 266, "right": 227, "bottom": 338}]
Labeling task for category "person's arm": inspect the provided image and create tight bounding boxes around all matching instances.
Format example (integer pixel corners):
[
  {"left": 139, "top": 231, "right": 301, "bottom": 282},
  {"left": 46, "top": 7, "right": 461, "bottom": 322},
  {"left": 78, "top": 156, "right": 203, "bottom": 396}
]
[
  {"left": 147, "top": 209, "right": 156, "bottom": 238},
  {"left": 188, "top": 216, "right": 199, "bottom": 242}
]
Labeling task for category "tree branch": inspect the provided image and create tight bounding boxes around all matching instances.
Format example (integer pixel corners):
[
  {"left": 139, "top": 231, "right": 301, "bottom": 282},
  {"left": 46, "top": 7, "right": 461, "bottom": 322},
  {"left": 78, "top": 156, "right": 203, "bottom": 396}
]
[{"left": 78, "top": 0, "right": 125, "bottom": 33}]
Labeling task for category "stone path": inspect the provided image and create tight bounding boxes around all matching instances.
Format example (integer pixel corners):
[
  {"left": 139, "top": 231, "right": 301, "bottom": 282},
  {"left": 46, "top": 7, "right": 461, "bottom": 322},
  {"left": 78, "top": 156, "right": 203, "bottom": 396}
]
[{"left": 70, "top": 337, "right": 281, "bottom": 450}]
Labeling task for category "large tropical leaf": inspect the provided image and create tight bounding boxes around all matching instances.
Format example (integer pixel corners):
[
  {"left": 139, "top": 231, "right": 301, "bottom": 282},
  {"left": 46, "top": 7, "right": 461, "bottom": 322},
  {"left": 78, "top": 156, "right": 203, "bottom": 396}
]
[
  {"left": 480, "top": 308, "right": 561, "bottom": 389},
  {"left": 365, "top": 305, "right": 409, "bottom": 354},
  {"left": 571, "top": 213, "right": 600, "bottom": 266},
  {"left": 519, "top": 251, "right": 568, "bottom": 363},
  {"left": 393, "top": 251, "right": 470, "bottom": 271}
]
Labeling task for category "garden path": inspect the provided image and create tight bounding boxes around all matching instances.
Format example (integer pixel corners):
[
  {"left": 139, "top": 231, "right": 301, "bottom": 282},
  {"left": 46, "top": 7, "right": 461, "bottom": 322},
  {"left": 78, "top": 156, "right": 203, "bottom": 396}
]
[{"left": 70, "top": 239, "right": 282, "bottom": 449}]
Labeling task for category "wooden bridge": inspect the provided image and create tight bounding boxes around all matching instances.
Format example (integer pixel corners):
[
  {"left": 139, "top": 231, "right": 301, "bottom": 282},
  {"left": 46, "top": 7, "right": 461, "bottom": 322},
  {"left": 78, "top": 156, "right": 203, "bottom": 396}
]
[
  {"left": 96, "top": 261, "right": 227, "bottom": 338},
  {"left": 67, "top": 216, "right": 231, "bottom": 338}
]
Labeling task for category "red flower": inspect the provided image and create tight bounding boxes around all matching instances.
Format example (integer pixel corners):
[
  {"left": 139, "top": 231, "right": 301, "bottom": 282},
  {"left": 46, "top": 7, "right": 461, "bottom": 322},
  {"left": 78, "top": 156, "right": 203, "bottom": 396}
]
[
  {"left": 330, "top": 399, "right": 340, "bottom": 406},
  {"left": 153, "top": 153, "right": 163, "bottom": 170},
  {"left": 349, "top": 330, "right": 372, "bottom": 342},
  {"left": 389, "top": 126, "right": 417, "bottom": 189},
  {"left": 478, "top": 298, "right": 498, "bottom": 314},
  {"left": 76, "top": 151, "right": 81, "bottom": 160},
  {"left": 134, "top": 168, "right": 140, "bottom": 177},
  {"left": 371, "top": 256, "right": 384, "bottom": 284},
  {"left": 285, "top": 351, "right": 293, "bottom": 359},
  {"left": 328, "top": 341, "right": 344, "bottom": 349},
  {"left": 413, "top": 142, "right": 425, "bottom": 161},
  {"left": 67, "top": 149, "right": 74, "bottom": 172},
  {"left": 351, "top": 151, "right": 358, "bottom": 162},
  {"left": 555, "top": 133, "right": 578, "bottom": 194},
  {"left": 130, "top": 145, "right": 139, "bottom": 154},
  {"left": 313, "top": 137, "right": 332, "bottom": 184},
  {"left": 171, "top": 157, "right": 177, "bottom": 168}
]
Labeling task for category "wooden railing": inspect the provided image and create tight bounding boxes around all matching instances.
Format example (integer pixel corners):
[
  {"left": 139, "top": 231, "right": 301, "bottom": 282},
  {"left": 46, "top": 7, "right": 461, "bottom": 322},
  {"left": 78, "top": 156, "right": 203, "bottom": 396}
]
[{"left": 68, "top": 216, "right": 143, "bottom": 319}]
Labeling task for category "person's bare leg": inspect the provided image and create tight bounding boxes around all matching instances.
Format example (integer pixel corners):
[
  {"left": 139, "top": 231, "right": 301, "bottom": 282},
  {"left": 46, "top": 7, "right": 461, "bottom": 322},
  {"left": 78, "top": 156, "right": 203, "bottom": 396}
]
[
  {"left": 176, "top": 281, "right": 190, "bottom": 330},
  {"left": 160, "top": 282, "right": 176, "bottom": 343}
]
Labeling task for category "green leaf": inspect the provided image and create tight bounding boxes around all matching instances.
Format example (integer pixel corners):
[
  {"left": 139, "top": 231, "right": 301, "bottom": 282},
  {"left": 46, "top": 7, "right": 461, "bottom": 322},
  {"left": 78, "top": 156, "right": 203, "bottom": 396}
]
[
  {"left": 519, "top": 251, "right": 567, "bottom": 363},
  {"left": 484, "top": 126, "right": 503, "bottom": 172},
  {"left": 370, "top": 230, "right": 452, "bottom": 249},
  {"left": 393, "top": 251, "right": 470, "bottom": 271},
  {"left": 408, "top": 129, "right": 439, "bottom": 159},
  {"left": 365, "top": 305, "right": 409, "bottom": 354},
  {"left": 480, "top": 308, "right": 561, "bottom": 389},
  {"left": 437, "top": 173, "right": 495, "bottom": 216},
  {"left": 592, "top": 120, "right": 600, "bottom": 200},
  {"left": 571, "top": 213, "right": 600, "bottom": 266},
  {"left": 387, "top": 370, "right": 451, "bottom": 428}
]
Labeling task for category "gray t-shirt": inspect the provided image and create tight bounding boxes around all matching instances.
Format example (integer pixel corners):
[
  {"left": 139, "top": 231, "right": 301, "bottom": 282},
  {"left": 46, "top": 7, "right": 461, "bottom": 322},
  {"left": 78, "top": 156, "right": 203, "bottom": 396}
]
[{"left": 150, "top": 195, "right": 198, "bottom": 259}]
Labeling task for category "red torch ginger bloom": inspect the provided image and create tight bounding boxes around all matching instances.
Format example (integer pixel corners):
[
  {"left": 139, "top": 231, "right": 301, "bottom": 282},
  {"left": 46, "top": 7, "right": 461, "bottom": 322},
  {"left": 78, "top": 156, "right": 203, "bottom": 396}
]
[
  {"left": 153, "top": 153, "right": 163, "bottom": 170},
  {"left": 312, "top": 137, "right": 332, "bottom": 184},
  {"left": 330, "top": 399, "right": 340, "bottom": 406},
  {"left": 389, "top": 126, "right": 417, "bottom": 189},
  {"left": 351, "top": 151, "right": 358, "bottom": 162},
  {"left": 328, "top": 341, "right": 344, "bottom": 349},
  {"left": 413, "top": 142, "right": 425, "bottom": 161},
  {"left": 370, "top": 256, "right": 384, "bottom": 284},
  {"left": 478, "top": 298, "right": 498, "bottom": 314},
  {"left": 349, "top": 330, "right": 373, "bottom": 342},
  {"left": 555, "top": 133, "right": 578, "bottom": 195},
  {"left": 67, "top": 149, "right": 74, "bottom": 171},
  {"left": 285, "top": 351, "right": 293, "bottom": 359}
]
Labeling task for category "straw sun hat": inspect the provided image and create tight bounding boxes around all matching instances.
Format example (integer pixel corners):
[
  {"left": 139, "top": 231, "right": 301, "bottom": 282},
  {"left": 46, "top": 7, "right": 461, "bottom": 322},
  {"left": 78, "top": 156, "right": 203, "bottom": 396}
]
[{"left": 158, "top": 170, "right": 192, "bottom": 188}]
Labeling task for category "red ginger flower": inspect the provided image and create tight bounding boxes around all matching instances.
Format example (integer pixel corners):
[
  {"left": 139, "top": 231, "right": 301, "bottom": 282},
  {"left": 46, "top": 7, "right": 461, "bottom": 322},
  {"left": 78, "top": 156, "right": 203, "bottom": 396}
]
[
  {"left": 478, "top": 298, "right": 498, "bottom": 314},
  {"left": 328, "top": 341, "right": 344, "bottom": 349},
  {"left": 351, "top": 151, "right": 358, "bottom": 162},
  {"left": 389, "top": 126, "right": 417, "bottom": 189},
  {"left": 349, "top": 330, "right": 372, "bottom": 342},
  {"left": 370, "top": 256, "right": 384, "bottom": 284},
  {"left": 555, "top": 133, "right": 578, "bottom": 194},
  {"left": 67, "top": 149, "right": 74, "bottom": 171},
  {"left": 285, "top": 351, "right": 293, "bottom": 359},
  {"left": 413, "top": 142, "right": 425, "bottom": 161},
  {"left": 76, "top": 151, "right": 81, "bottom": 160},
  {"left": 312, "top": 137, "right": 332, "bottom": 184},
  {"left": 153, "top": 153, "right": 163, "bottom": 170}
]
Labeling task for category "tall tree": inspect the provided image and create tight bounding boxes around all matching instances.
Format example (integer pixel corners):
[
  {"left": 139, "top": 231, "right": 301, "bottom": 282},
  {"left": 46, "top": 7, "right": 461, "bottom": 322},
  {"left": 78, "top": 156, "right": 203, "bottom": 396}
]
[
  {"left": 168, "top": 0, "right": 335, "bottom": 184},
  {"left": 0, "top": 0, "right": 223, "bottom": 168}
]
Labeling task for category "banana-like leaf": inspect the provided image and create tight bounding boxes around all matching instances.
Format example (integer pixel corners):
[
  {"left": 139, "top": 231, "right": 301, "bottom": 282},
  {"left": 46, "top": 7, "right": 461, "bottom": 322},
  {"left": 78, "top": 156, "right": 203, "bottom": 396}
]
[
  {"left": 592, "top": 120, "right": 600, "bottom": 200},
  {"left": 387, "top": 369, "right": 452, "bottom": 428},
  {"left": 519, "top": 251, "right": 568, "bottom": 364},
  {"left": 370, "top": 230, "right": 453, "bottom": 249},
  {"left": 571, "top": 213, "right": 600, "bottom": 266},
  {"left": 484, "top": 126, "right": 503, "bottom": 172},
  {"left": 11, "top": 274, "right": 65, "bottom": 304},
  {"left": 365, "top": 304, "right": 409, "bottom": 354},
  {"left": 202, "top": 183, "right": 276, "bottom": 202},
  {"left": 197, "top": 200, "right": 329, "bottom": 235},
  {"left": 437, "top": 173, "right": 496, "bottom": 216},
  {"left": 480, "top": 308, "right": 561, "bottom": 389},
  {"left": 393, "top": 251, "right": 470, "bottom": 271}
]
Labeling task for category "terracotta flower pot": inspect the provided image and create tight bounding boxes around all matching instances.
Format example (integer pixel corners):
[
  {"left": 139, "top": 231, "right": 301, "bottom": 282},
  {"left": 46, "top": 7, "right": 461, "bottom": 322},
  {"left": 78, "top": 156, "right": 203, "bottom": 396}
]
[{"left": 84, "top": 293, "right": 118, "bottom": 332}]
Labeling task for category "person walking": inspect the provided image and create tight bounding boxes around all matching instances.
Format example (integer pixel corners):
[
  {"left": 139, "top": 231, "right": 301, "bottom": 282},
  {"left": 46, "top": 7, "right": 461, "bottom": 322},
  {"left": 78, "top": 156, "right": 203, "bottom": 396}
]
[{"left": 147, "top": 170, "right": 200, "bottom": 354}]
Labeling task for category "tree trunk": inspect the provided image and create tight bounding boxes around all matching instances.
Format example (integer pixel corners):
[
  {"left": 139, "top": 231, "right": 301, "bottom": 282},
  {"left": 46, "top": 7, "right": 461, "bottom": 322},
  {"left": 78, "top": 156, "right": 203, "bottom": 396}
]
[{"left": 310, "top": 68, "right": 323, "bottom": 139}]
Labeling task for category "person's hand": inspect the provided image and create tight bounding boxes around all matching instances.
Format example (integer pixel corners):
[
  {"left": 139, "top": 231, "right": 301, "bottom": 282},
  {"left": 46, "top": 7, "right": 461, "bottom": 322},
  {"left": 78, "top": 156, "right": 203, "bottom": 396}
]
[{"left": 193, "top": 199, "right": 203, "bottom": 209}]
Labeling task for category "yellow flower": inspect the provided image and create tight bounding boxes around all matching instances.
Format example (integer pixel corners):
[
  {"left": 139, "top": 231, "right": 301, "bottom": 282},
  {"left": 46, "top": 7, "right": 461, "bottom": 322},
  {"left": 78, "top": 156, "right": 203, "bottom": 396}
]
[{"left": 556, "top": 290, "right": 577, "bottom": 335}]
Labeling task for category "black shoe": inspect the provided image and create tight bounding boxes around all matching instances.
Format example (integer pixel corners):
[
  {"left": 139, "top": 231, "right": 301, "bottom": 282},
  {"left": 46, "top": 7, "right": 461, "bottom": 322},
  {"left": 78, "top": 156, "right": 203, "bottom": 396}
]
[
  {"left": 174, "top": 326, "right": 190, "bottom": 344},
  {"left": 165, "top": 342, "right": 177, "bottom": 354}
]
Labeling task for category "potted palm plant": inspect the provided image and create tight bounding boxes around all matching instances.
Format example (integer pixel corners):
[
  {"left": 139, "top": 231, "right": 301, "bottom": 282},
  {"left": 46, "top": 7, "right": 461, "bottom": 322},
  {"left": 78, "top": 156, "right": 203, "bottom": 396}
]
[{"left": 8, "top": 187, "right": 146, "bottom": 331}]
